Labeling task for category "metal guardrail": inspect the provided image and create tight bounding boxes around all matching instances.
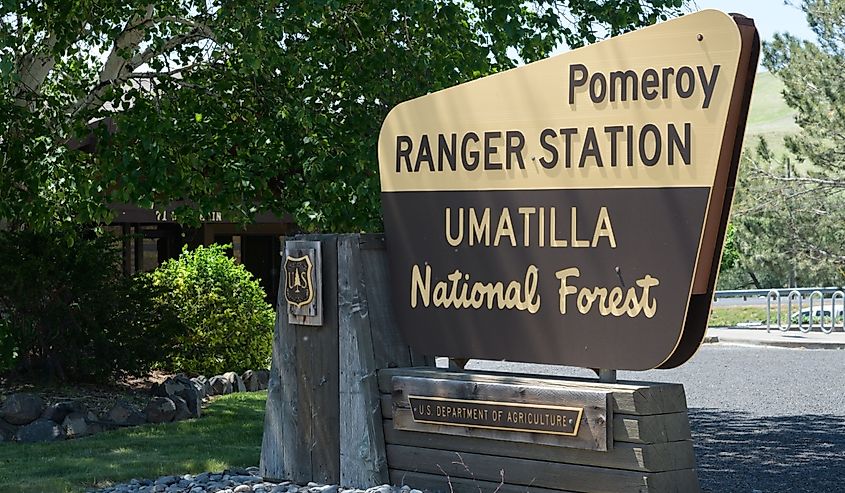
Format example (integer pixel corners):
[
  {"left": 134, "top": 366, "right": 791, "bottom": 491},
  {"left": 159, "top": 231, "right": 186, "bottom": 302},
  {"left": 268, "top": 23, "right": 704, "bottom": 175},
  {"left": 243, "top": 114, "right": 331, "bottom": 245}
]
[
  {"left": 716, "top": 287, "right": 845, "bottom": 298},
  {"left": 715, "top": 287, "right": 845, "bottom": 334}
]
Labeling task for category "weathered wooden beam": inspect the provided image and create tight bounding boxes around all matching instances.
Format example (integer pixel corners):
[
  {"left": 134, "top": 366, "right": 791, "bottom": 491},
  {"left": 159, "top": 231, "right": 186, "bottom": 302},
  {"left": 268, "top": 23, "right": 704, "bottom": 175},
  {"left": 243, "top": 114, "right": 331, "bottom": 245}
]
[
  {"left": 614, "top": 412, "right": 692, "bottom": 444},
  {"left": 261, "top": 235, "right": 341, "bottom": 485},
  {"left": 304, "top": 235, "right": 340, "bottom": 484},
  {"left": 378, "top": 368, "right": 687, "bottom": 416},
  {"left": 338, "top": 236, "right": 389, "bottom": 487},
  {"left": 380, "top": 395, "right": 690, "bottom": 445},
  {"left": 388, "top": 470, "right": 578, "bottom": 493},
  {"left": 259, "top": 257, "right": 288, "bottom": 481},
  {"left": 383, "top": 420, "right": 695, "bottom": 473},
  {"left": 385, "top": 445, "right": 700, "bottom": 493}
]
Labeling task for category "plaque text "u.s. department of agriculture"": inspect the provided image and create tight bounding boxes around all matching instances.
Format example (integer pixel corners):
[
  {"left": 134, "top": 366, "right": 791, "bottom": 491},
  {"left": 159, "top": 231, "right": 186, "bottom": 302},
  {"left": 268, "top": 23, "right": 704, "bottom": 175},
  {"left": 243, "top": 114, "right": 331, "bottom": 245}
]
[{"left": 408, "top": 395, "right": 583, "bottom": 436}]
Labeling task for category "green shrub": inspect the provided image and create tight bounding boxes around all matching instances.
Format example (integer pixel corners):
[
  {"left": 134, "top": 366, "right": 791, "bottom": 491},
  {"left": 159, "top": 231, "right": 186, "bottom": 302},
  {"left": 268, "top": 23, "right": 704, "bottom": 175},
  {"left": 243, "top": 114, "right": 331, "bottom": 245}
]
[
  {"left": 145, "top": 244, "right": 274, "bottom": 375},
  {"left": 0, "top": 230, "right": 180, "bottom": 382}
]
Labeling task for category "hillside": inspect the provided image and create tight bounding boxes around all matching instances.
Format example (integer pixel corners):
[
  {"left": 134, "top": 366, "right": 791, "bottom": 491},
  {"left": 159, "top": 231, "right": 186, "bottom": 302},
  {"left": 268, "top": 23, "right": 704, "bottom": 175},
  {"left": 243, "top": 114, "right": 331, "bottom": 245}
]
[{"left": 743, "top": 71, "right": 799, "bottom": 155}]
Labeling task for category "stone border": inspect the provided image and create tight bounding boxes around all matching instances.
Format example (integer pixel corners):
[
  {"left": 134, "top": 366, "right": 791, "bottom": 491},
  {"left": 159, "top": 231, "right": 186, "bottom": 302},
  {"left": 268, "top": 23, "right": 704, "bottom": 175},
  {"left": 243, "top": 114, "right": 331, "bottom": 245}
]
[{"left": 0, "top": 370, "right": 270, "bottom": 444}]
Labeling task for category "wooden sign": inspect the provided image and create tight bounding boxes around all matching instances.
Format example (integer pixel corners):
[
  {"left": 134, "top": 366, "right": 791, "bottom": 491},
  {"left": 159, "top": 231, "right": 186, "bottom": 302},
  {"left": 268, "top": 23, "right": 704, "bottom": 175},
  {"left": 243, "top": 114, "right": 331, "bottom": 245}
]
[
  {"left": 392, "top": 376, "right": 611, "bottom": 451},
  {"left": 377, "top": 11, "right": 759, "bottom": 370},
  {"left": 284, "top": 240, "right": 323, "bottom": 326}
]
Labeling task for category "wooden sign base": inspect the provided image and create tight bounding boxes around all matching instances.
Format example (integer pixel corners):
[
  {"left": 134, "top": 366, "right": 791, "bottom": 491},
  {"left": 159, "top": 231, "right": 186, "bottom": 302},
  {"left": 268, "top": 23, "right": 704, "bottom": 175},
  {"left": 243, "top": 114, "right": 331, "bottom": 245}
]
[
  {"left": 260, "top": 234, "right": 700, "bottom": 493},
  {"left": 379, "top": 368, "right": 700, "bottom": 493}
]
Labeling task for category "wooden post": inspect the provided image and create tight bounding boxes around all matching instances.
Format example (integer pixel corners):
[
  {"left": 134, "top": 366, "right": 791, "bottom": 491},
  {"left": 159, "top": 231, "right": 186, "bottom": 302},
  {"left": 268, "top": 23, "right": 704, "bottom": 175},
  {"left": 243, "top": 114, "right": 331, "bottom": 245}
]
[
  {"left": 338, "top": 236, "right": 389, "bottom": 486},
  {"left": 259, "top": 262, "right": 287, "bottom": 479},
  {"left": 599, "top": 369, "right": 617, "bottom": 383},
  {"left": 261, "top": 234, "right": 432, "bottom": 487},
  {"left": 260, "top": 235, "right": 340, "bottom": 484}
]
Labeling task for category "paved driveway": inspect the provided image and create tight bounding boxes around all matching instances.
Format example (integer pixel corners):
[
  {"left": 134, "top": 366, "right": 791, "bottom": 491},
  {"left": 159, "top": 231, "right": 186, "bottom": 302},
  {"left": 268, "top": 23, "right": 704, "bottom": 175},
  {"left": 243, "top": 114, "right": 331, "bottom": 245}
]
[{"left": 468, "top": 345, "right": 845, "bottom": 493}]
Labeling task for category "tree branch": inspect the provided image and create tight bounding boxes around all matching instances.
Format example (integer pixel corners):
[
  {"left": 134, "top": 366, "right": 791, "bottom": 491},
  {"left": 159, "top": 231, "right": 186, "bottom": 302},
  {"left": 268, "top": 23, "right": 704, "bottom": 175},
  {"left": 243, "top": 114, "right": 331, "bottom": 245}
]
[
  {"left": 13, "top": 32, "right": 57, "bottom": 104},
  {"left": 70, "top": 10, "right": 219, "bottom": 117},
  {"left": 750, "top": 167, "right": 845, "bottom": 188}
]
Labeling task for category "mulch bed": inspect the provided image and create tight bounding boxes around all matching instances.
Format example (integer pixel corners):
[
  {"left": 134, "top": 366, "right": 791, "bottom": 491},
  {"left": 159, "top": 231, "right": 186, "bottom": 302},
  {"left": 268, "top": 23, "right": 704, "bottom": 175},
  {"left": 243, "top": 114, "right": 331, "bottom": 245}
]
[{"left": 0, "top": 372, "right": 168, "bottom": 417}]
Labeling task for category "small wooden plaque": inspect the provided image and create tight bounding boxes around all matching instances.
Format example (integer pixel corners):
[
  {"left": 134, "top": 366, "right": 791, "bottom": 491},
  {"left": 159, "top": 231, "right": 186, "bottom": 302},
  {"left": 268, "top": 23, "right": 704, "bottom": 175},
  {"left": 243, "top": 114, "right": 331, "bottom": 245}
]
[
  {"left": 284, "top": 240, "right": 322, "bottom": 326},
  {"left": 392, "top": 376, "right": 611, "bottom": 451}
]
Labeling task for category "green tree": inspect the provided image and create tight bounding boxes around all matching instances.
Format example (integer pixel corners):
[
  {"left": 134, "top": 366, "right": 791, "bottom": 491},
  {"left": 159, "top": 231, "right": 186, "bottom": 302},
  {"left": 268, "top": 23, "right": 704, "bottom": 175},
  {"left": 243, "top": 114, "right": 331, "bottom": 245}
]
[
  {"left": 1, "top": 1, "right": 685, "bottom": 234},
  {"left": 756, "top": 0, "right": 845, "bottom": 270},
  {"left": 721, "top": 139, "right": 845, "bottom": 289}
]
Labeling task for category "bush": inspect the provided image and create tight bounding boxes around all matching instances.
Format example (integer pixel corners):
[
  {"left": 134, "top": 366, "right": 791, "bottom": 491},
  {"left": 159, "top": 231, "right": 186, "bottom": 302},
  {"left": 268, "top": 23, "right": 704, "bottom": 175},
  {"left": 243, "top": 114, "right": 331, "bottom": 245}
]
[
  {"left": 0, "top": 230, "right": 180, "bottom": 382},
  {"left": 145, "top": 244, "right": 274, "bottom": 375}
]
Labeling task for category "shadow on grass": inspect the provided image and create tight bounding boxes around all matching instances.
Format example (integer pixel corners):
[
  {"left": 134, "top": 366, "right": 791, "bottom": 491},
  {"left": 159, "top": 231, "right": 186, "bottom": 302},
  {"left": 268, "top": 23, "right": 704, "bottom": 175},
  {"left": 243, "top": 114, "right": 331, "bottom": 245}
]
[
  {"left": 690, "top": 408, "right": 845, "bottom": 493},
  {"left": 0, "top": 392, "right": 267, "bottom": 493}
]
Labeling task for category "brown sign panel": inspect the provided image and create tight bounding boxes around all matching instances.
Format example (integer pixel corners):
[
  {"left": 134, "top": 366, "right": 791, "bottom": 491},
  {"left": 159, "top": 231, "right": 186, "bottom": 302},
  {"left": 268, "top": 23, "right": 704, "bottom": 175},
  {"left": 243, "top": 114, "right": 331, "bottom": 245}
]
[{"left": 377, "top": 11, "right": 759, "bottom": 370}]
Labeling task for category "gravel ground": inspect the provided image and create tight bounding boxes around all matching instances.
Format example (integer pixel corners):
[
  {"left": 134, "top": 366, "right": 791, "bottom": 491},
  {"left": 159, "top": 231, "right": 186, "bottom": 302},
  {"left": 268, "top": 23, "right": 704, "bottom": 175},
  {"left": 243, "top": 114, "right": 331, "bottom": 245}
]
[
  {"left": 90, "top": 468, "right": 417, "bottom": 493},
  {"left": 469, "top": 344, "right": 845, "bottom": 493}
]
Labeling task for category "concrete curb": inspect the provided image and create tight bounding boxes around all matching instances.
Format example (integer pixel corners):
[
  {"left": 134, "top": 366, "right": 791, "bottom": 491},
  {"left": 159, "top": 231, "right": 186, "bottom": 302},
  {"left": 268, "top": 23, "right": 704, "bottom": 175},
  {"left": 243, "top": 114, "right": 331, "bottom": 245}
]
[
  {"left": 703, "top": 327, "right": 845, "bottom": 349},
  {"left": 713, "top": 338, "right": 845, "bottom": 350}
]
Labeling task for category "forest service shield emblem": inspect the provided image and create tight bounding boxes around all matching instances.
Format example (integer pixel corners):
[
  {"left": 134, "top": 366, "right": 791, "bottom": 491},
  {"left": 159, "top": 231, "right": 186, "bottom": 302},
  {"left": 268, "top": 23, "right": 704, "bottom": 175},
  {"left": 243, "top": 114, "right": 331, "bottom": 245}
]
[{"left": 284, "top": 255, "right": 314, "bottom": 308}]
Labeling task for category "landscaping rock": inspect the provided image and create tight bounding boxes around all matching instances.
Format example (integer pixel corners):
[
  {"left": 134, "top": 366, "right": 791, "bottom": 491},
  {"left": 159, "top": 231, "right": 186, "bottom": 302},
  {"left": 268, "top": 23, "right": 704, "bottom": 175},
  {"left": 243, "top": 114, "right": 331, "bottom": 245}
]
[
  {"left": 171, "top": 395, "right": 191, "bottom": 421},
  {"left": 62, "top": 412, "right": 92, "bottom": 438},
  {"left": 255, "top": 370, "right": 270, "bottom": 390},
  {"left": 222, "top": 371, "right": 247, "bottom": 393},
  {"left": 152, "top": 375, "right": 202, "bottom": 418},
  {"left": 0, "top": 418, "right": 17, "bottom": 442},
  {"left": 42, "top": 400, "right": 83, "bottom": 423},
  {"left": 1, "top": 393, "right": 46, "bottom": 425},
  {"left": 208, "top": 375, "right": 232, "bottom": 395},
  {"left": 241, "top": 370, "right": 269, "bottom": 392},
  {"left": 105, "top": 400, "right": 146, "bottom": 426},
  {"left": 144, "top": 397, "right": 177, "bottom": 424},
  {"left": 153, "top": 375, "right": 186, "bottom": 397},
  {"left": 192, "top": 376, "right": 209, "bottom": 399},
  {"left": 241, "top": 370, "right": 258, "bottom": 391},
  {"left": 200, "top": 376, "right": 212, "bottom": 397},
  {"left": 15, "top": 418, "right": 64, "bottom": 442},
  {"left": 155, "top": 476, "right": 178, "bottom": 486},
  {"left": 185, "top": 379, "right": 204, "bottom": 415}
]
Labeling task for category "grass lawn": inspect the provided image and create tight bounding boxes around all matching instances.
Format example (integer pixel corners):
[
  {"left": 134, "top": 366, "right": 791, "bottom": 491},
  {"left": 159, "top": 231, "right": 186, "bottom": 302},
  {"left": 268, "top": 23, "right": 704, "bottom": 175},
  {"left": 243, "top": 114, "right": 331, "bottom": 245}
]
[
  {"left": 708, "top": 306, "right": 805, "bottom": 327},
  {"left": 708, "top": 306, "right": 769, "bottom": 327},
  {"left": 0, "top": 391, "right": 267, "bottom": 493}
]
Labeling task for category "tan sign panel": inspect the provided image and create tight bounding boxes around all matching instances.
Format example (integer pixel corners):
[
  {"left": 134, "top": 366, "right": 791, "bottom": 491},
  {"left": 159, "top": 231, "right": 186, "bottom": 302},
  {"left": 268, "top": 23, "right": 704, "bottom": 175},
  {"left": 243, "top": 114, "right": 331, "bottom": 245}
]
[{"left": 377, "top": 10, "right": 759, "bottom": 370}]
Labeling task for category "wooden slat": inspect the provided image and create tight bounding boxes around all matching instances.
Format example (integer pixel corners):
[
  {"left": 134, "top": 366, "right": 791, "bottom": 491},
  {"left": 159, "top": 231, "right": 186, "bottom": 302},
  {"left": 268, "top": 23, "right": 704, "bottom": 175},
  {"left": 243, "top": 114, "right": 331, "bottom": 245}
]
[
  {"left": 359, "top": 234, "right": 434, "bottom": 368},
  {"left": 386, "top": 445, "right": 700, "bottom": 493},
  {"left": 389, "top": 470, "right": 579, "bottom": 493},
  {"left": 339, "top": 236, "right": 389, "bottom": 487},
  {"left": 614, "top": 412, "right": 691, "bottom": 444},
  {"left": 392, "top": 376, "right": 610, "bottom": 451},
  {"left": 280, "top": 249, "right": 310, "bottom": 481},
  {"left": 383, "top": 419, "right": 695, "bottom": 473},
  {"left": 308, "top": 235, "right": 340, "bottom": 484},
  {"left": 381, "top": 395, "right": 690, "bottom": 445},
  {"left": 259, "top": 253, "right": 288, "bottom": 481},
  {"left": 378, "top": 368, "right": 687, "bottom": 415},
  {"left": 360, "top": 242, "right": 414, "bottom": 370}
]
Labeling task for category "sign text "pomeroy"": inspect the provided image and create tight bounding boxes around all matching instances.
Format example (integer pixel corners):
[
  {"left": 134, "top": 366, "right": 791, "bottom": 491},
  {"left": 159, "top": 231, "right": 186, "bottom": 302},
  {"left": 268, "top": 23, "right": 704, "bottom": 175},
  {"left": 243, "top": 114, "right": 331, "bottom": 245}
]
[{"left": 568, "top": 64, "right": 721, "bottom": 109}]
